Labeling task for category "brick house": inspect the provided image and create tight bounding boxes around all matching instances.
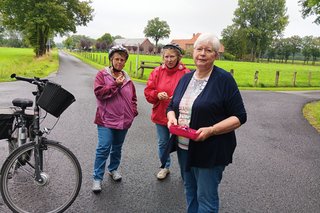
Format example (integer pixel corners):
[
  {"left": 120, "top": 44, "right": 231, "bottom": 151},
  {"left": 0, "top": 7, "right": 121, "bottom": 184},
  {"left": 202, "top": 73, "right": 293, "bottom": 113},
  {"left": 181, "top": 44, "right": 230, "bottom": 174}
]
[
  {"left": 113, "top": 38, "right": 155, "bottom": 54},
  {"left": 171, "top": 33, "right": 225, "bottom": 54}
]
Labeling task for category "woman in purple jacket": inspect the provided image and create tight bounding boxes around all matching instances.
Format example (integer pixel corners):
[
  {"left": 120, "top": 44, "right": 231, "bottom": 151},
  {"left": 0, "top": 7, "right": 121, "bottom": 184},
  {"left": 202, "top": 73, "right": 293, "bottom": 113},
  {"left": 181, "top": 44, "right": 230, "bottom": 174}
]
[{"left": 92, "top": 45, "right": 138, "bottom": 193}]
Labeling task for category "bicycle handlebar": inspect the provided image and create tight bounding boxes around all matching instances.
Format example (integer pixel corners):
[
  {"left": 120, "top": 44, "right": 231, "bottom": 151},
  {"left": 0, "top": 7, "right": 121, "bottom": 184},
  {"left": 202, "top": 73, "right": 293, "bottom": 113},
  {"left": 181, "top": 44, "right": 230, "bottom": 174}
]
[{"left": 11, "top": 73, "right": 48, "bottom": 87}]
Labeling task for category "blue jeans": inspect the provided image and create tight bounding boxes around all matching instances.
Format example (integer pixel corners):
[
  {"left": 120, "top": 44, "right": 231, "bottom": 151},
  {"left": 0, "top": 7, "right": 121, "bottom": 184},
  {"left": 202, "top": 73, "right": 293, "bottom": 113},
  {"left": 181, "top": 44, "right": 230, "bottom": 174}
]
[
  {"left": 156, "top": 124, "right": 170, "bottom": 168},
  {"left": 93, "top": 125, "right": 128, "bottom": 181},
  {"left": 177, "top": 148, "right": 225, "bottom": 213}
]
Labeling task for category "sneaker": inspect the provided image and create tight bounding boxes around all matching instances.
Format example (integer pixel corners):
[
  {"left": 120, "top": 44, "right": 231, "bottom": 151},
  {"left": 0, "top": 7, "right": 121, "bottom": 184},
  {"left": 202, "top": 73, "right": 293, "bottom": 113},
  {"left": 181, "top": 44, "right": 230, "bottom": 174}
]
[
  {"left": 157, "top": 168, "right": 170, "bottom": 180},
  {"left": 108, "top": 170, "right": 122, "bottom": 181},
  {"left": 92, "top": 180, "right": 102, "bottom": 193}
]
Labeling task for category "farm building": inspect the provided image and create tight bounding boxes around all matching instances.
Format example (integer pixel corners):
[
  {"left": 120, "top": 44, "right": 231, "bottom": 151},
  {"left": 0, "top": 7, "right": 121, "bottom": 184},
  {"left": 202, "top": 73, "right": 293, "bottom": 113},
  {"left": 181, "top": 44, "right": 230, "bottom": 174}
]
[
  {"left": 171, "top": 33, "right": 225, "bottom": 53},
  {"left": 113, "top": 38, "right": 155, "bottom": 54}
]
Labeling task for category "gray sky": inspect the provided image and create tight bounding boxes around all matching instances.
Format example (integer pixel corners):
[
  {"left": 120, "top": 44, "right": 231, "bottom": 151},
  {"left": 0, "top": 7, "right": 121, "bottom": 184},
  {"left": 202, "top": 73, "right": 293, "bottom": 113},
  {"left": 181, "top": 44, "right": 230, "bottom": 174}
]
[{"left": 54, "top": 0, "right": 319, "bottom": 43}]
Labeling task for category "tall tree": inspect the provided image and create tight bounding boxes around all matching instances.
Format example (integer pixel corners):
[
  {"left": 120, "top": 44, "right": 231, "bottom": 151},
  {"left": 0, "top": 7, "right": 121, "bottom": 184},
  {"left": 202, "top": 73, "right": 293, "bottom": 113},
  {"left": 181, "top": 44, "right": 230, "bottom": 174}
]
[
  {"left": 232, "top": 0, "right": 288, "bottom": 61},
  {"left": 96, "top": 33, "right": 113, "bottom": 51},
  {"left": 143, "top": 17, "right": 170, "bottom": 47},
  {"left": 288, "top": 35, "right": 302, "bottom": 63},
  {"left": 0, "top": 0, "right": 93, "bottom": 57},
  {"left": 63, "top": 34, "right": 93, "bottom": 51},
  {"left": 299, "top": 0, "right": 320, "bottom": 24},
  {"left": 301, "top": 36, "right": 313, "bottom": 64},
  {"left": 221, "top": 24, "right": 248, "bottom": 59},
  {"left": 310, "top": 36, "right": 320, "bottom": 64}
]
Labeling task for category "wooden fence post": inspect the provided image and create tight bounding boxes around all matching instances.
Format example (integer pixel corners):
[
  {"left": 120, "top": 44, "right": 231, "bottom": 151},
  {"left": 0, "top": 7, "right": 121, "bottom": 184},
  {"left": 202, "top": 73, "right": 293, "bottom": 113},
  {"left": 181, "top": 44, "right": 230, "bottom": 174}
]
[
  {"left": 292, "top": 72, "right": 297, "bottom": 87},
  {"left": 230, "top": 69, "right": 234, "bottom": 76},
  {"left": 275, "top": 71, "right": 280, "bottom": 87},
  {"left": 104, "top": 56, "right": 106, "bottom": 65},
  {"left": 254, "top": 70, "right": 259, "bottom": 87},
  {"left": 129, "top": 61, "right": 132, "bottom": 74},
  {"left": 308, "top": 72, "right": 312, "bottom": 86},
  {"left": 138, "top": 61, "right": 144, "bottom": 78}
]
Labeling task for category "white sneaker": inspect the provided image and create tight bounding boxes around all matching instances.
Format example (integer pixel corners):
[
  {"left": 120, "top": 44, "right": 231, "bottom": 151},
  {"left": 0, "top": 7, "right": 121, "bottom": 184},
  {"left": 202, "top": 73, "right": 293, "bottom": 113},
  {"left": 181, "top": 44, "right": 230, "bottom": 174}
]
[
  {"left": 157, "top": 168, "right": 170, "bottom": 180},
  {"left": 108, "top": 170, "right": 122, "bottom": 181},
  {"left": 92, "top": 180, "right": 102, "bottom": 193}
]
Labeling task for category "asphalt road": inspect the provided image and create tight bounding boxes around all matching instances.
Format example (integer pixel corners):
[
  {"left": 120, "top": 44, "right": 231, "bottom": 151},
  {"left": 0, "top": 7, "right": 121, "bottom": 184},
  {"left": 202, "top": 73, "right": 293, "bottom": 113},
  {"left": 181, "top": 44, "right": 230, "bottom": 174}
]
[{"left": 0, "top": 52, "right": 320, "bottom": 213}]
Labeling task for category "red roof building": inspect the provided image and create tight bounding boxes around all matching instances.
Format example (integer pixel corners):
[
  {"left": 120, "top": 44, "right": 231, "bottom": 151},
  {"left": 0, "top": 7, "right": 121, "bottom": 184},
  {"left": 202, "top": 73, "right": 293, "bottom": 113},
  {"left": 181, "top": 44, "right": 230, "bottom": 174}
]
[{"left": 171, "top": 33, "right": 224, "bottom": 53}]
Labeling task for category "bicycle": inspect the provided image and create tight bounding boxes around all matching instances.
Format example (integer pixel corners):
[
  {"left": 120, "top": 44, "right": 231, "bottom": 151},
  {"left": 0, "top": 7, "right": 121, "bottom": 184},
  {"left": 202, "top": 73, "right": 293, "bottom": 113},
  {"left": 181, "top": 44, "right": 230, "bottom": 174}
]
[{"left": 0, "top": 74, "right": 82, "bottom": 213}]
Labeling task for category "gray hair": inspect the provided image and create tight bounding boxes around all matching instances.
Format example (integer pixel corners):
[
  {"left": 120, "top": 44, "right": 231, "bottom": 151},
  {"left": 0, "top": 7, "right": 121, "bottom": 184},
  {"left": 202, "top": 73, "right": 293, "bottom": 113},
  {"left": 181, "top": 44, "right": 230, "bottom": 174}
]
[{"left": 194, "top": 33, "right": 220, "bottom": 52}]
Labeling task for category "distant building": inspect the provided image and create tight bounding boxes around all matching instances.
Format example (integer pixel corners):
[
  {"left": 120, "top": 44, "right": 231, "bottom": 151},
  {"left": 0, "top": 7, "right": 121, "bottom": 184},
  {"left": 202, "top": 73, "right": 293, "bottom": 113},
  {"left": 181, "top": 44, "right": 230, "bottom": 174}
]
[
  {"left": 171, "top": 33, "right": 225, "bottom": 53},
  {"left": 113, "top": 38, "right": 155, "bottom": 54}
]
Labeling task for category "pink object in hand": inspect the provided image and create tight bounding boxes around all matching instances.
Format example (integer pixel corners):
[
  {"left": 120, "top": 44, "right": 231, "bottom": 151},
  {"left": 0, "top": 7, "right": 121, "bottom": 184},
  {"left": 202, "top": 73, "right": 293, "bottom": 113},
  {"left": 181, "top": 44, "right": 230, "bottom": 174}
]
[{"left": 169, "top": 125, "right": 199, "bottom": 140}]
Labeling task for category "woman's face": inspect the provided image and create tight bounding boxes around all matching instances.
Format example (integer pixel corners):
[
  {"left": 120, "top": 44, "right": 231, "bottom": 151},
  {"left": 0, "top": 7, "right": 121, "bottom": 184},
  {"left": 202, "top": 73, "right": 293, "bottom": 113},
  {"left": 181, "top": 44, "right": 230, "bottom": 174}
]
[
  {"left": 163, "top": 49, "right": 179, "bottom": 69},
  {"left": 111, "top": 52, "right": 126, "bottom": 71},
  {"left": 193, "top": 42, "right": 218, "bottom": 70}
]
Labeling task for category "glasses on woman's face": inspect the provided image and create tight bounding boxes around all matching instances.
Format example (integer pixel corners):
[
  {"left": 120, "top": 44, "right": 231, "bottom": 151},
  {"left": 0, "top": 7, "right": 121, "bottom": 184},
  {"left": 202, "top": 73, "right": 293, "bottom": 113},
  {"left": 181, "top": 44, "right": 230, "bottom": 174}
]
[{"left": 194, "top": 47, "right": 215, "bottom": 54}]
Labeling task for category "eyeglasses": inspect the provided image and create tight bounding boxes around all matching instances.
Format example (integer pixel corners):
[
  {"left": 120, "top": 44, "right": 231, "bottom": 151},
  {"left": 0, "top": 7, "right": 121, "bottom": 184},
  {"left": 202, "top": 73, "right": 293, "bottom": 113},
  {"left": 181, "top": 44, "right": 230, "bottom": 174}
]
[{"left": 194, "top": 47, "right": 215, "bottom": 54}]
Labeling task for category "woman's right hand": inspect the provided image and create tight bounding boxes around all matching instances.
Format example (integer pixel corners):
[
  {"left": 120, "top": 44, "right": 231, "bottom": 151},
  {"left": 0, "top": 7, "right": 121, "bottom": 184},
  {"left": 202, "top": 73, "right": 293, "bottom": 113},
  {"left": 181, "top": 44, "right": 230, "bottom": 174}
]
[
  {"left": 167, "top": 111, "right": 177, "bottom": 128},
  {"left": 157, "top": 92, "right": 169, "bottom": 100}
]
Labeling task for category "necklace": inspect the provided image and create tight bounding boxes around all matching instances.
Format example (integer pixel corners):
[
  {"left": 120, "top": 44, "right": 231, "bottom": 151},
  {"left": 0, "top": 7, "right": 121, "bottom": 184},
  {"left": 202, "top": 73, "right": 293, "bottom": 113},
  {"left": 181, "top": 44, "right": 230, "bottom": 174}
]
[{"left": 194, "top": 69, "right": 212, "bottom": 80}]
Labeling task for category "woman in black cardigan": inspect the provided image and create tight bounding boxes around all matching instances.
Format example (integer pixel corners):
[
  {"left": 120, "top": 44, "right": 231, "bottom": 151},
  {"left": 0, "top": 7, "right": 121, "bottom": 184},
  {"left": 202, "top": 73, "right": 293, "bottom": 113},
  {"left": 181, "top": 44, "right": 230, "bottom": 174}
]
[{"left": 167, "top": 33, "right": 247, "bottom": 213}]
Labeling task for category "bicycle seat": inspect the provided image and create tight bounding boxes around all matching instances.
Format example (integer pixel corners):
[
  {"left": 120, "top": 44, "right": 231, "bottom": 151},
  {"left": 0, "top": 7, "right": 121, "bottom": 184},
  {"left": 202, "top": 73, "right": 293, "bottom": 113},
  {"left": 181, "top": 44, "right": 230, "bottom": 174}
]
[{"left": 12, "top": 98, "right": 33, "bottom": 109}]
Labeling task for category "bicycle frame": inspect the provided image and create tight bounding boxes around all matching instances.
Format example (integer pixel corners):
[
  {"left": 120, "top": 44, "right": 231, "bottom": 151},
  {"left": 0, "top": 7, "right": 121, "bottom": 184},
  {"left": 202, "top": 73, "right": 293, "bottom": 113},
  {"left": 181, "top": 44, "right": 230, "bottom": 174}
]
[{"left": 10, "top": 74, "right": 48, "bottom": 184}]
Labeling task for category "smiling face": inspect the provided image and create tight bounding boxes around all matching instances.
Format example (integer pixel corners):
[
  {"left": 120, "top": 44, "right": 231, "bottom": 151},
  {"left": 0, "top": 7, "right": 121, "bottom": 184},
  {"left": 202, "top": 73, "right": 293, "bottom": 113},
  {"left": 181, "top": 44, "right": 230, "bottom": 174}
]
[
  {"left": 163, "top": 49, "right": 180, "bottom": 69},
  {"left": 193, "top": 41, "right": 218, "bottom": 71}
]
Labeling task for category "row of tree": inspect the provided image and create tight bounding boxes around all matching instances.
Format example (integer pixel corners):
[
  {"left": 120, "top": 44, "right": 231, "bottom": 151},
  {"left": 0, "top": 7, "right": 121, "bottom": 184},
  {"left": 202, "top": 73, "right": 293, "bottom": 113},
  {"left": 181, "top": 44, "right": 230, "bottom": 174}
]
[
  {"left": 266, "top": 36, "right": 319, "bottom": 65},
  {"left": 221, "top": 0, "right": 319, "bottom": 63}
]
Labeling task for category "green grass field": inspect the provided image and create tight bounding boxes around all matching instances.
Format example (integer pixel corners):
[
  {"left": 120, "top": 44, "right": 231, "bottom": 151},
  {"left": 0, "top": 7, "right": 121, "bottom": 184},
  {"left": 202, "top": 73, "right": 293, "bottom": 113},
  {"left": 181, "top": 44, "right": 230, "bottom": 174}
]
[
  {"left": 75, "top": 51, "right": 320, "bottom": 88},
  {"left": 0, "top": 47, "right": 59, "bottom": 82}
]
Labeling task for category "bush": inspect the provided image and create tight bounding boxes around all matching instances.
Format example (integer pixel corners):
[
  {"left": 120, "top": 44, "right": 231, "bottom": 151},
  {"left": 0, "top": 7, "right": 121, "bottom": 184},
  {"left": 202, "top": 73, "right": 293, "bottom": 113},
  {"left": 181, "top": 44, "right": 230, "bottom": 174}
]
[{"left": 222, "top": 52, "right": 236, "bottom": 61}]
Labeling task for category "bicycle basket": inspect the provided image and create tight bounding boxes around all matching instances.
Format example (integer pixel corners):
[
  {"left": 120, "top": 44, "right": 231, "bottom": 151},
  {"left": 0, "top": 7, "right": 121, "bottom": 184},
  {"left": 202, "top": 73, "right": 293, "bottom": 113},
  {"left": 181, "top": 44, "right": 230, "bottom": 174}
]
[{"left": 37, "top": 82, "right": 76, "bottom": 117}]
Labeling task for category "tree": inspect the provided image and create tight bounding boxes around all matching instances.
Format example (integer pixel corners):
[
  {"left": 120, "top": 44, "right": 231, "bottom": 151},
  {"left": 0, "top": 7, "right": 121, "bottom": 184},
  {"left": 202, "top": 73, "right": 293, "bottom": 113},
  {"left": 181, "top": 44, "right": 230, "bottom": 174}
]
[
  {"left": 232, "top": 0, "right": 288, "bottom": 61},
  {"left": 63, "top": 35, "right": 93, "bottom": 50},
  {"left": 97, "top": 33, "right": 113, "bottom": 47},
  {"left": 299, "top": 0, "right": 320, "bottom": 24},
  {"left": 301, "top": 36, "right": 313, "bottom": 64},
  {"left": 310, "top": 36, "right": 320, "bottom": 64},
  {"left": 112, "top": 35, "right": 124, "bottom": 41},
  {"left": 266, "top": 39, "right": 278, "bottom": 62},
  {"left": 95, "top": 33, "right": 113, "bottom": 51},
  {"left": 221, "top": 24, "right": 248, "bottom": 59},
  {"left": 143, "top": 17, "right": 170, "bottom": 47},
  {"left": 288, "top": 35, "right": 302, "bottom": 63},
  {"left": 0, "top": 0, "right": 93, "bottom": 57}
]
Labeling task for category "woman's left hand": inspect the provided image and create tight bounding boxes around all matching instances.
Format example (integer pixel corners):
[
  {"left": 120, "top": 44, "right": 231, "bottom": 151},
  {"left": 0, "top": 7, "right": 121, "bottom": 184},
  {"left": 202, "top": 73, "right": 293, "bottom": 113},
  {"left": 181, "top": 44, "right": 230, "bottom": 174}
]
[{"left": 194, "top": 127, "right": 215, "bottom": 141}]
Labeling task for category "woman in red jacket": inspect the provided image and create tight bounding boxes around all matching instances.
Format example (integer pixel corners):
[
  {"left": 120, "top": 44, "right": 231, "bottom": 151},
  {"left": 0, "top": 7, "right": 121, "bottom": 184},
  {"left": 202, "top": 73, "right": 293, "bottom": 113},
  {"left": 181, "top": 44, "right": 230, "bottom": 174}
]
[{"left": 144, "top": 44, "right": 190, "bottom": 180}]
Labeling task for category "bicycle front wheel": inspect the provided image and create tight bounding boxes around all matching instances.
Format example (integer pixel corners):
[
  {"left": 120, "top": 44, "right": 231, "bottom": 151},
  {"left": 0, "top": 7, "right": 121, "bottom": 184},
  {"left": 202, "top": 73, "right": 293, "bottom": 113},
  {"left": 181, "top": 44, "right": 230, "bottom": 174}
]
[{"left": 0, "top": 140, "right": 82, "bottom": 213}]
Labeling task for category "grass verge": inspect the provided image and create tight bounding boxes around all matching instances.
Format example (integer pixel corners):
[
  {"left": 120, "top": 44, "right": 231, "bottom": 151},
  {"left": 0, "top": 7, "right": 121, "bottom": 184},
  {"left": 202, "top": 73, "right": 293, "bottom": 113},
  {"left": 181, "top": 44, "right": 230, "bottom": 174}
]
[
  {"left": 303, "top": 101, "right": 320, "bottom": 133},
  {"left": 0, "top": 47, "right": 59, "bottom": 81}
]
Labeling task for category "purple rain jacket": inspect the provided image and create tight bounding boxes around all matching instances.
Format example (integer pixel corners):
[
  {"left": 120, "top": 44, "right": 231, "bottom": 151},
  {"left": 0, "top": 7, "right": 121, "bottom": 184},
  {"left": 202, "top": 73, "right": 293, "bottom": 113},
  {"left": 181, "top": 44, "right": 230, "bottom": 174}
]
[{"left": 94, "top": 67, "right": 138, "bottom": 130}]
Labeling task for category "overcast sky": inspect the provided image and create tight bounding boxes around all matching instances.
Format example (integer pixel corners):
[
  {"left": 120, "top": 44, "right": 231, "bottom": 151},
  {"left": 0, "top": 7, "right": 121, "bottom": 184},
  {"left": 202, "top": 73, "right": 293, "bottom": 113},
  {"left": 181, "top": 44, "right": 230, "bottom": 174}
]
[{"left": 54, "top": 0, "right": 319, "bottom": 44}]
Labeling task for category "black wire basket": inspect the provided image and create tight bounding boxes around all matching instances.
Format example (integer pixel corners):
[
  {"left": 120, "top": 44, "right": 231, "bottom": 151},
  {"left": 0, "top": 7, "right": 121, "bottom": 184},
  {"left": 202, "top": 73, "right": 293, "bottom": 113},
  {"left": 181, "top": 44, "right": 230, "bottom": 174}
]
[{"left": 37, "top": 82, "right": 76, "bottom": 117}]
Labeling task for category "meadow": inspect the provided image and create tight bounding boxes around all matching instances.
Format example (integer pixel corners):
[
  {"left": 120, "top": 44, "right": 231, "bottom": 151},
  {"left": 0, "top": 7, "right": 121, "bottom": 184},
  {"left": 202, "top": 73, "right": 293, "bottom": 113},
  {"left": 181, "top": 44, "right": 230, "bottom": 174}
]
[
  {"left": 76, "top": 51, "right": 320, "bottom": 89},
  {"left": 0, "top": 47, "right": 59, "bottom": 82}
]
